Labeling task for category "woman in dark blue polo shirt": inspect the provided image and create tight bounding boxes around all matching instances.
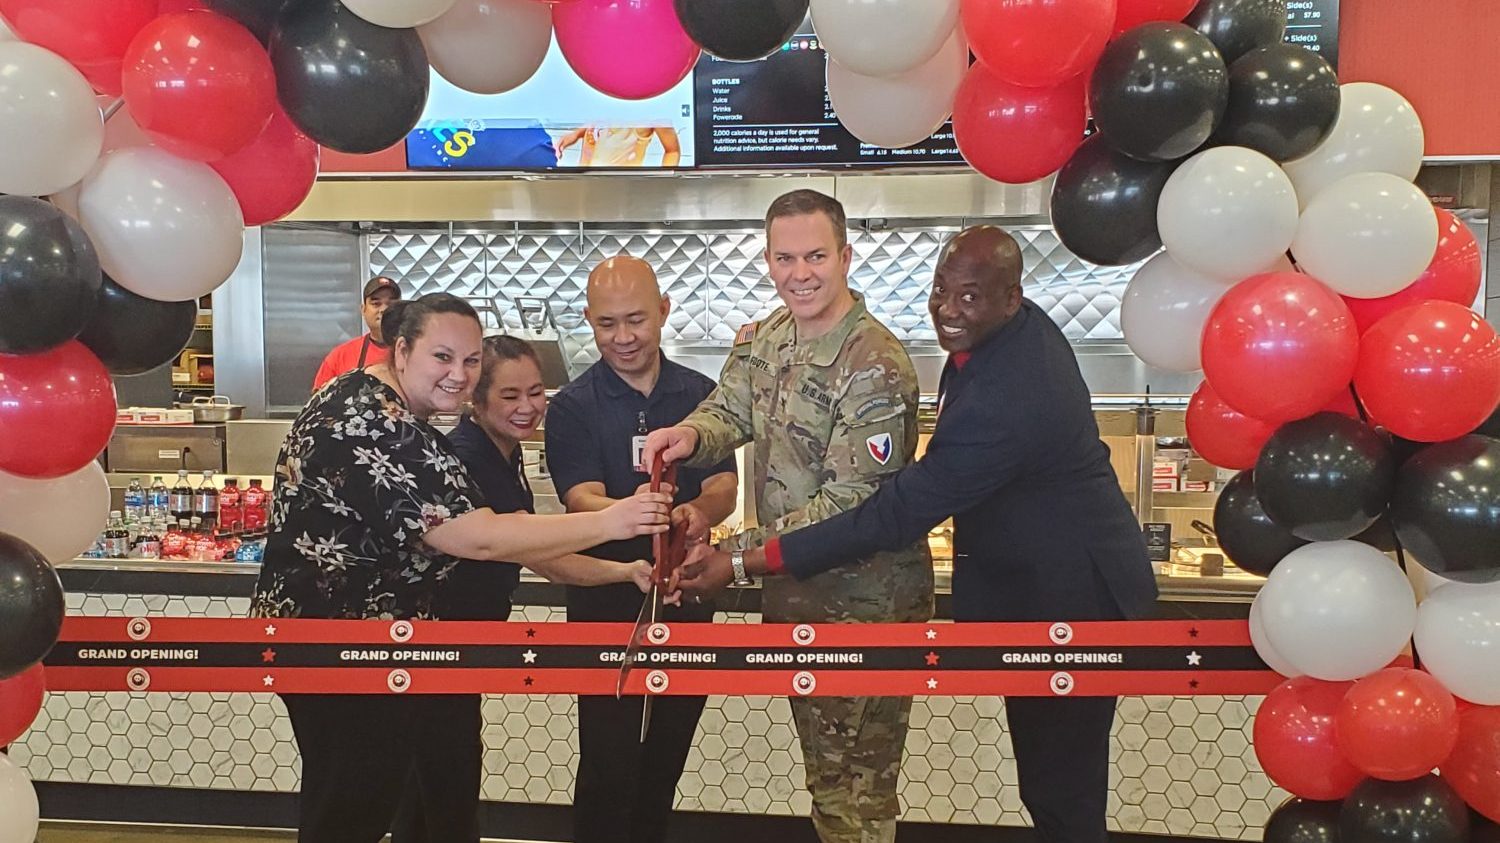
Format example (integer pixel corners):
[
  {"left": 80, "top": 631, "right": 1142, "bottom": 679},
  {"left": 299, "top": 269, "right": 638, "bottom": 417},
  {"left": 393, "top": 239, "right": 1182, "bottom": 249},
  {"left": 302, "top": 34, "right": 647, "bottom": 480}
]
[{"left": 392, "top": 335, "right": 549, "bottom": 843}]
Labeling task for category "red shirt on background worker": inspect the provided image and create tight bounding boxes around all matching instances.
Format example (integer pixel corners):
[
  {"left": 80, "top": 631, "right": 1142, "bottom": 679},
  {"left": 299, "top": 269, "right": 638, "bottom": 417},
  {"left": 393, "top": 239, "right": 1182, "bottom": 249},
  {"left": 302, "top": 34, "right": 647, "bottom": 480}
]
[{"left": 312, "top": 276, "right": 401, "bottom": 391}]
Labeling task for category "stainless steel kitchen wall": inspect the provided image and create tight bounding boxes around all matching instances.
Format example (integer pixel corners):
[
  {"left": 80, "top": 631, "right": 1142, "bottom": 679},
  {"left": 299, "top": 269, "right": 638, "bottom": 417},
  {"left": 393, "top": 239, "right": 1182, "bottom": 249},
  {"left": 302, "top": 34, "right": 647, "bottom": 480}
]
[{"left": 364, "top": 221, "right": 1197, "bottom": 395}]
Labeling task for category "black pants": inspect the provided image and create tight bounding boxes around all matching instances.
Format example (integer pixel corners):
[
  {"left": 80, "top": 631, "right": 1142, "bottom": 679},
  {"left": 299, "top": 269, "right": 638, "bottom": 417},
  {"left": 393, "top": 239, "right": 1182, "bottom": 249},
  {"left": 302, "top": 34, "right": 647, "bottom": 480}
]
[
  {"left": 1005, "top": 695, "right": 1118, "bottom": 843},
  {"left": 569, "top": 581, "right": 713, "bottom": 843},
  {"left": 281, "top": 693, "right": 481, "bottom": 843}
]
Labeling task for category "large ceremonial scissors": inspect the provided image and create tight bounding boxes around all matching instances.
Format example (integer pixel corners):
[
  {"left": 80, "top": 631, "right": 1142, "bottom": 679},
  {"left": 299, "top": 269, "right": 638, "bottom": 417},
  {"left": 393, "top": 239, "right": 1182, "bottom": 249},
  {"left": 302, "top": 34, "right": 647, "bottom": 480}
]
[{"left": 615, "top": 454, "right": 687, "bottom": 741}]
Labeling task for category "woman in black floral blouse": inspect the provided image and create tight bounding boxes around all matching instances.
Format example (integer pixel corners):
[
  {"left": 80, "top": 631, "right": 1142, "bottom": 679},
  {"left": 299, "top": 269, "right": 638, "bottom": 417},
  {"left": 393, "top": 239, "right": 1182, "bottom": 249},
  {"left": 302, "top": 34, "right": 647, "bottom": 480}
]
[{"left": 251, "top": 293, "right": 669, "bottom": 843}]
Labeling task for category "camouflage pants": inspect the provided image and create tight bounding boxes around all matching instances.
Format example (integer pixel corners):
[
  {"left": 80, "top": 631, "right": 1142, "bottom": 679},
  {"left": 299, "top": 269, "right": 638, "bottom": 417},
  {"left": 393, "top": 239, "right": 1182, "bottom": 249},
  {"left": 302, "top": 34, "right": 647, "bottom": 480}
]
[{"left": 789, "top": 694, "right": 912, "bottom": 843}]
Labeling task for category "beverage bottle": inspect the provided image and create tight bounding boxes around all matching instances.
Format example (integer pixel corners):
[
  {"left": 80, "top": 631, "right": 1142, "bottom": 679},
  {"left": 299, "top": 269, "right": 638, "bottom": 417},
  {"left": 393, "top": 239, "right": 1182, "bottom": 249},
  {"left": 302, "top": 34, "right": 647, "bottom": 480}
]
[
  {"left": 133, "top": 520, "right": 161, "bottom": 560},
  {"left": 243, "top": 479, "right": 269, "bottom": 534},
  {"left": 219, "top": 478, "right": 243, "bottom": 535},
  {"left": 163, "top": 519, "right": 191, "bottom": 559},
  {"left": 194, "top": 470, "right": 219, "bottom": 534},
  {"left": 148, "top": 476, "right": 170, "bottom": 520},
  {"left": 169, "top": 470, "right": 194, "bottom": 522},
  {"left": 101, "top": 512, "right": 130, "bottom": 558},
  {"left": 124, "top": 478, "right": 146, "bottom": 522}
]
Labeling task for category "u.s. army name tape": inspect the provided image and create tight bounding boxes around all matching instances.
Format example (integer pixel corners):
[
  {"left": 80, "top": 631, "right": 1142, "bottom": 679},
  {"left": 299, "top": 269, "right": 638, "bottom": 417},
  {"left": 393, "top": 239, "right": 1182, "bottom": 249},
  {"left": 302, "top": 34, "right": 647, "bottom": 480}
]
[{"left": 42, "top": 617, "right": 1278, "bottom": 698}]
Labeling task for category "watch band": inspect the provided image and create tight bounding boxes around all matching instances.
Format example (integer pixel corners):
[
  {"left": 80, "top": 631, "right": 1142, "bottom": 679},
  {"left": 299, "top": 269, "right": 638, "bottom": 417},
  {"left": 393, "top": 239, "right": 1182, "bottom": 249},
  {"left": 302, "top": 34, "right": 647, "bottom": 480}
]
[{"left": 730, "top": 550, "right": 755, "bottom": 586}]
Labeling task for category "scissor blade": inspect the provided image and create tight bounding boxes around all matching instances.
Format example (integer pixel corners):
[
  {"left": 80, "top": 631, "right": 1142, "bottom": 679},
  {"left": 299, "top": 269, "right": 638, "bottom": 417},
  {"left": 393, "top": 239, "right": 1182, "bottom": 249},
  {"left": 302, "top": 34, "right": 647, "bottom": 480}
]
[{"left": 615, "top": 586, "right": 656, "bottom": 699}]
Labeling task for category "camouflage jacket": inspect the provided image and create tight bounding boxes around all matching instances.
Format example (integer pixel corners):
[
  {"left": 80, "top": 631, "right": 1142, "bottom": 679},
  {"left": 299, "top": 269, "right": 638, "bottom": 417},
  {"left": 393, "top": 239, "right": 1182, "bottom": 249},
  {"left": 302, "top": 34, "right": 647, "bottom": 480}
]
[{"left": 683, "top": 293, "right": 933, "bottom": 624}]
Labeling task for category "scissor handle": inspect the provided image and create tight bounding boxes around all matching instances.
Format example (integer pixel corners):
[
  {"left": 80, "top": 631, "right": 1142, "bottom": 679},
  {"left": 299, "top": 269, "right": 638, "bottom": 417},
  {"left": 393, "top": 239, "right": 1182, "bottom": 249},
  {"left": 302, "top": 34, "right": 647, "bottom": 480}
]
[{"left": 650, "top": 454, "right": 682, "bottom": 585}]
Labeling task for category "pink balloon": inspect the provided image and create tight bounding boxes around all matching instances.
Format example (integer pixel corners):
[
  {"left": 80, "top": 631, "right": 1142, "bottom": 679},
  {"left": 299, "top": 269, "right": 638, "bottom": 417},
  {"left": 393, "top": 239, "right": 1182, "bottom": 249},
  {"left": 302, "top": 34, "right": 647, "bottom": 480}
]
[{"left": 554, "top": 0, "right": 700, "bottom": 100}]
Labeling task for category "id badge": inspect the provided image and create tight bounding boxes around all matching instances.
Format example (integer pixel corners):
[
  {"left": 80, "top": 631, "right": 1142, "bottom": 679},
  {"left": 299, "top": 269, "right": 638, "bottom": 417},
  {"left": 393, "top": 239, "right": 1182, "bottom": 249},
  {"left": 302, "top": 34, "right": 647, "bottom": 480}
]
[{"left": 631, "top": 435, "right": 647, "bottom": 472}]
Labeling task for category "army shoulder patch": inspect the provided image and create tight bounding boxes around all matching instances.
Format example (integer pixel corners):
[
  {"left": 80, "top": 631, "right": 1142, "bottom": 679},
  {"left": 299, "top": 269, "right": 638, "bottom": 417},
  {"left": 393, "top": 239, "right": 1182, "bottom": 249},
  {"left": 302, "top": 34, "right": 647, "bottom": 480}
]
[{"left": 734, "top": 321, "right": 758, "bottom": 346}]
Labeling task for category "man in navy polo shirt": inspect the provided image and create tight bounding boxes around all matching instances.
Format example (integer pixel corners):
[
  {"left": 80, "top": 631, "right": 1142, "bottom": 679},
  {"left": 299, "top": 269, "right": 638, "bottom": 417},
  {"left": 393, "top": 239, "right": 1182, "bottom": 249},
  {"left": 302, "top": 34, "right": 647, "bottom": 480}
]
[{"left": 544, "top": 255, "right": 738, "bottom": 843}]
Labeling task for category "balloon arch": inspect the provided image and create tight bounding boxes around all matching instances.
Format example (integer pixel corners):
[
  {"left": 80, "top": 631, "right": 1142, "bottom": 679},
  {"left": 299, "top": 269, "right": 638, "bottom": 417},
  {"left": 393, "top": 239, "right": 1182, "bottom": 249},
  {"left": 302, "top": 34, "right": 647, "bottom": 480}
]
[{"left": 0, "top": 2, "right": 1497, "bottom": 842}]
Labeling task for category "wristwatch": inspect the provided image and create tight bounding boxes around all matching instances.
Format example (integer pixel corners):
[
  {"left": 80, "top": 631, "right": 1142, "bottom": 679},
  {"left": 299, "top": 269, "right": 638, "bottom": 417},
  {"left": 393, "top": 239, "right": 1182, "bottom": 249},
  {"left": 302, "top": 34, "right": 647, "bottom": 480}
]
[{"left": 729, "top": 550, "right": 755, "bottom": 587}]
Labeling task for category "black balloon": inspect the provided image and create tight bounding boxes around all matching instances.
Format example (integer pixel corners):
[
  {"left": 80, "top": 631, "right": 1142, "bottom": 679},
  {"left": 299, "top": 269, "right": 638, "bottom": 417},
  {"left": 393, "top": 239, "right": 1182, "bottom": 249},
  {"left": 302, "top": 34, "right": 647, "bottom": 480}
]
[
  {"left": 0, "top": 532, "right": 65, "bottom": 679},
  {"left": 1185, "top": 0, "right": 1289, "bottom": 64},
  {"left": 1391, "top": 435, "right": 1500, "bottom": 583},
  {"left": 207, "top": 0, "right": 293, "bottom": 45},
  {"left": 1213, "top": 44, "right": 1340, "bottom": 161},
  {"left": 1050, "top": 134, "right": 1178, "bottom": 265},
  {"left": 1088, "top": 23, "right": 1228, "bottom": 162},
  {"left": 1265, "top": 797, "right": 1342, "bottom": 843},
  {"left": 0, "top": 196, "right": 102, "bottom": 355},
  {"left": 1352, "top": 515, "right": 1399, "bottom": 553},
  {"left": 1473, "top": 405, "right": 1500, "bottom": 439},
  {"left": 78, "top": 276, "right": 198, "bottom": 376},
  {"left": 674, "top": 0, "right": 807, "bottom": 62},
  {"left": 1340, "top": 775, "right": 1470, "bottom": 843},
  {"left": 270, "top": 0, "right": 429, "bottom": 154},
  {"left": 1214, "top": 470, "right": 1308, "bottom": 576},
  {"left": 1254, "top": 413, "right": 1396, "bottom": 542}
]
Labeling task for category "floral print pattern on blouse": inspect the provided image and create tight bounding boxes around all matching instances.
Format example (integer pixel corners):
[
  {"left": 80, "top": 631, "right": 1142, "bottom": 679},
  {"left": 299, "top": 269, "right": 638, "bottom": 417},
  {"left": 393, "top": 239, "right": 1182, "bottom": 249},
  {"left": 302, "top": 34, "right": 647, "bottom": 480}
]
[{"left": 250, "top": 371, "right": 478, "bottom": 620}]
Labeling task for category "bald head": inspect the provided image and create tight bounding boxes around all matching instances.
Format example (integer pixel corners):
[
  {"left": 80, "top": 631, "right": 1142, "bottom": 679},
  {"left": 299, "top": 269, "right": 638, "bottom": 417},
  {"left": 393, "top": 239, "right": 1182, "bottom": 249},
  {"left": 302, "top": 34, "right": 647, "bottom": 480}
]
[
  {"left": 584, "top": 254, "right": 670, "bottom": 381},
  {"left": 929, "top": 226, "right": 1025, "bottom": 353}
]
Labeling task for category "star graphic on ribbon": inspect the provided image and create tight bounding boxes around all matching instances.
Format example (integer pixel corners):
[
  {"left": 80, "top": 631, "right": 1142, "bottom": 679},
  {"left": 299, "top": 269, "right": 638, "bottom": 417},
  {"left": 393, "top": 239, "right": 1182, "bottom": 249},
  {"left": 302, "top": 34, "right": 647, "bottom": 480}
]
[
  {"left": 263, "top": 624, "right": 277, "bottom": 637},
  {"left": 926, "top": 678, "right": 938, "bottom": 690},
  {"left": 924, "top": 651, "right": 940, "bottom": 667},
  {"left": 522, "top": 650, "right": 537, "bottom": 664},
  {"left": 1188, "top": 627, "right": 1200, "bottom": 639},
  {"left": 523, "top": 676, "right": 534, "bottom": 687},
  {"left": 525, "top": 628, "right": 536, "bottom": 638},
  {"left": 1186, "top": 651, "right": 1203, "bottom": 666},
  {"left": 925, "top": 628, "right": 937, "bottom": 641},
  {"left": 1189, "top": 679, "right": 1200, "bottom": 690},
  {"left": 262, "top": 675, "right": 275, "bottom": 687},
  {"left": 261, "top": 648, "right": 276, "bottom": 664}
]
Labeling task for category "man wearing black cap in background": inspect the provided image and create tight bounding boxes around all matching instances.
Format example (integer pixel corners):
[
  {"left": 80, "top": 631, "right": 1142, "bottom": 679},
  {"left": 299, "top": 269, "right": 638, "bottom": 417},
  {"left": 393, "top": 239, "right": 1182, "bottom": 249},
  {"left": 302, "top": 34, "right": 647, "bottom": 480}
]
[{"left": 313, "top": 275, "right": 402, "bottom": 391}]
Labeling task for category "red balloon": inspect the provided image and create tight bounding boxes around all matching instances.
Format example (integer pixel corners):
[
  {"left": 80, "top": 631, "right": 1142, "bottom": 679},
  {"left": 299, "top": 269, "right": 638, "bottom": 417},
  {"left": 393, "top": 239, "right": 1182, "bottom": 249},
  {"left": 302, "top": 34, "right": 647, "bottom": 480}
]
[
  {"left": 0, "top": 341, "right": 117, "bottom": 479},
  {"left": 1201, "top": 271, "right": 1359, "bottom": 424},
  {"left": 210, "top": 108, "right": 320, "bottom": 226},
  {"left": 0, "top": 0, "right": 160, "bottom": 95},
  {"left": 0, "top": 663, "right": 44, "bottom": 747},
  {"left": 121, "top": 11, "right": 276, "bottom": 162},
  {"left": 1443, "top": 704, "right": 1500, "bottom": 823},
  {"left": 1336, "top": 668, "right": 1459, "bottom": 781},
  {"left": 954, "top": 64, "right": 1086, "bottom": 185},
  {"left": 1253, "top": 676, "right": 1364, "bottom": 800},
  {"left": 1354, "top": 300, "right": 1500, "bottom": 443},
  {"left": 962, "top": 0, "right": 1116, "bottom": 88},
  {"left": 1344, "top": 208, "right": 1484, "bottom": 335},
  {"left": 1321, "top": 388, "right": 1361, "bottom": 419},
  {"left": 1111, "top": 0, "right": 1196, "bottom": 34},
  {"left": 1186, "top": 379, "right": 1277, "bottom": 469},
  {"left": 157, "top": 0, "right": 205, "bottom": 9}
]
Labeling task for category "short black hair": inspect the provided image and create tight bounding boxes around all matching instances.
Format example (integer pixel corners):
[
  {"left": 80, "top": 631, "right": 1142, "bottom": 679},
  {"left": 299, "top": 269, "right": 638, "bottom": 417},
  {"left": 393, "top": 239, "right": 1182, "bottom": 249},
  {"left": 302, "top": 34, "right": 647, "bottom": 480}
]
[
  {"left": 765, "top": 189, "right": 848, "bottom": 249},
  {"left": 380, "top": 292, "right": 479, "bottom": 351},
  {"left": 474, "top": 335, "right": 542, "bottom": 407}
]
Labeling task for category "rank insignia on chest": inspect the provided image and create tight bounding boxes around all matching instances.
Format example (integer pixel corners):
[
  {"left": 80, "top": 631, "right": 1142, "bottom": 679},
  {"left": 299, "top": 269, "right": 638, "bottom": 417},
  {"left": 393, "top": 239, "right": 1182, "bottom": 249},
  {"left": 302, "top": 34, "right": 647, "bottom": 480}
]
[{"left": 866, "top": 432, "right": 893, "bottom": 465}]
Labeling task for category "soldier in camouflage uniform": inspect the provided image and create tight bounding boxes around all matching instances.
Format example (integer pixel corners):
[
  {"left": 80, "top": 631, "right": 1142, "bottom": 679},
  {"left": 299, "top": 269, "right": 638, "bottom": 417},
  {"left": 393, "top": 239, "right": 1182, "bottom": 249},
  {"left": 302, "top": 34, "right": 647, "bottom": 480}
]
[{"left": 644, "top": 190, "right": 933, "bottom": 843}]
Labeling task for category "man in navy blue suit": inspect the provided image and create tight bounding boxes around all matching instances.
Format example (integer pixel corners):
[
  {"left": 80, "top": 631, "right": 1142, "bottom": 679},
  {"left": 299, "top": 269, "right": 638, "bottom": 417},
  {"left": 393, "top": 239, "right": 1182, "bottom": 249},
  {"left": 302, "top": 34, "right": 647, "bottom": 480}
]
[{"left": 654, "top": 225, "right": 1158, "bottom": 843}]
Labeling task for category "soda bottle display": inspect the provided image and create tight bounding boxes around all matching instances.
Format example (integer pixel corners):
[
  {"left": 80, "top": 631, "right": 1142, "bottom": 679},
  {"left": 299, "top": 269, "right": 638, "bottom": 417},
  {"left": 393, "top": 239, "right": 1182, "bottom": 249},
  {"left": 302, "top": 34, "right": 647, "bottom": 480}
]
[
  {"left": 219, "top": 478, "right": 243, "bottom": 535},
  {"left": 124, "top": 478, "right": 146, "bottom": 522},
  {"left": 162, "top": 520, "right": 191, "bottom": 560},
  {"left": 194, "top": 470, "right": 218, "bottom": 533},
  {"left": 169, "top": 470, "right": 194, "bottom": 522},
  {"left": 242, "top": 479, "right": 269, "bottom": 534},
  {"left": 148, "top": 476, "right": 170, "bottom": 520},
  {"left": 101, "top": 512, "right": 129, "bottom": 558},
  {"left": 133, "top": 521, "right": 161, "bottom": 560}
]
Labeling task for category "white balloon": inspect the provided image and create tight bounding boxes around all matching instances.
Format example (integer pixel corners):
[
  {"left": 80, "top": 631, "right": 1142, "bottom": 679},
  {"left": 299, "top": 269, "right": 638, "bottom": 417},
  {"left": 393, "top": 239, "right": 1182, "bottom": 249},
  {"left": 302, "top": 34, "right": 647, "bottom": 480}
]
[
  {"left": 419, "top": 0, "right": 551, "bottom": 95},
  {"left": 0, "top": 16, "right": 14, "bottom": 40},
  {"left": 827, "top": 26, "right": 967, "bottom": 149},
  {"left": 50, "top": 98, "right": 155, "bottom": 222},
  {"left": 811, "top": 0, "right": 960, "bottom": 78},
  {"left": 0, "top": 463, "right": 110, "bottom": 563},
  {"left": 1250, "top": 594, "right": 1303, "bottom": 678},
  {"left": 78, "top": 147, "right": 245, "bottom": 303},
  {"left": 1414, "top": 580, "right": 1500, "bottom": 705},
  {"left": 0, "top": 41, "right": 104, "bottom": 197},
  {"left": 342, "top": 0, "right": 458, "bottom": 28},
  {"left": 0, "top": 755, "right": 38, "bottom": 843},
  {"left": 1258, "top": 540, "right": 1416, "bottom": 681},
  {"left": 1283, "top": 83, "right": 1425, "bottom": 207},
  {"left": 1291, "top": 172, "right": 1439, "bottom": 299},
  {"left": 1157, "top": 146, "right": 1300, "bottom": 282},
  {"left": 1120, "top": 251, "right": 1230, "bottom": 372}
]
